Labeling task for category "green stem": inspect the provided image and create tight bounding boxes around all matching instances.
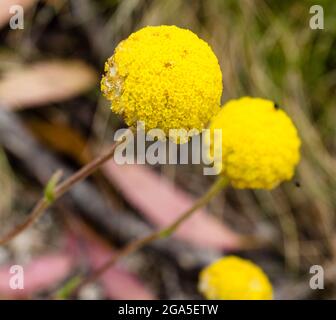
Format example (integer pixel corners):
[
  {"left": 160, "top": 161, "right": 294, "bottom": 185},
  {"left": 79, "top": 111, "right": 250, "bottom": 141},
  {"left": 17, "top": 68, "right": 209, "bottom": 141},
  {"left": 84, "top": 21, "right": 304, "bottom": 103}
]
[
  {"left": 70, "top": 175, "right": 229, "bottom": 297},
  {"left": 0, "top": 134, "right": 130, "bottom": 246}
]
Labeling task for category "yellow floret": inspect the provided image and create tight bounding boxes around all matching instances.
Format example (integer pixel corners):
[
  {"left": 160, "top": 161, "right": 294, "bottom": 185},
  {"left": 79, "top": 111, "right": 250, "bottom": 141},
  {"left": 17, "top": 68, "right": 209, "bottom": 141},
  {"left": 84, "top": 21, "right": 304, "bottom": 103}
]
[
  {"left": 208, "top": 97, "right": 301, "bottom": 189},
  {"left": 101, "top": 25, "right": 222, "bottom": 142},
  {"left": 199, "top": 256, "right": 273, "bottom": 300}
]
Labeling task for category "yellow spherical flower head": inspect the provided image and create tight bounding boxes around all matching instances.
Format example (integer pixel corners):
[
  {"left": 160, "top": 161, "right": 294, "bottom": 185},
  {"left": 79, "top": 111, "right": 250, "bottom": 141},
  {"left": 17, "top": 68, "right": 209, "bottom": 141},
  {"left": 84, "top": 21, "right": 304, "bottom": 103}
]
[
  {"left": 208, "top": 97, "right": 301, "bottom": 189},
  {"left": 199, "top": 256, "right": 273, "bottom": 300},
  {"left": 101, "top": 25, "right": 222, "bottom": 143}
]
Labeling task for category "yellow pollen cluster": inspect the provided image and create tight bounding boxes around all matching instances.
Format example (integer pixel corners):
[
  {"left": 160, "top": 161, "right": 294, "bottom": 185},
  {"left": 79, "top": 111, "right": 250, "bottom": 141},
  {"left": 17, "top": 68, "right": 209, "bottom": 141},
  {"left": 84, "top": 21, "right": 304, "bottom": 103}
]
[
  {"left": 101, "top": 25, "right": 222, "bottom": 142},
  {"left": 208, "top": 97, "right": 301, "bottom": 189},
  {"left": 199, "top": 256, "right": 273, "bottom": 300}
]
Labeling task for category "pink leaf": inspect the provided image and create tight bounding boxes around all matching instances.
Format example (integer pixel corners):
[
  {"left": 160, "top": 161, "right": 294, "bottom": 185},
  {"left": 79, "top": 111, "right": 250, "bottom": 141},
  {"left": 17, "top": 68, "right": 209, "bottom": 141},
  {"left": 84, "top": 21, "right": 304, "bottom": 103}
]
[
  {"left": 103, "top": 161, "right": 242, "bottom": 250},
  {"left": 0, "top": 253, "right": 73, "bottom": 298},
  {"left": 65, "top": 220, "right": 156, "bottom": 300},
  {"left": 0, "top": 60, "right": 97, "bottom": 110},
  {"left": 84, "top": 240, "right": 155, "bottom": 300}
]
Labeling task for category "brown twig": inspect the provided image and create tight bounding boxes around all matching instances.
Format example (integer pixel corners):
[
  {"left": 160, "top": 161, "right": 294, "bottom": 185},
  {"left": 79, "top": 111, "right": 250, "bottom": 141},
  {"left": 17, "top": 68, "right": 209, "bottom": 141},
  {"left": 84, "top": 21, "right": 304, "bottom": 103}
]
[
  {"left": 0, "top": 134, "right": 128, "bottom": 246},
  {"left": 70, "top": 175, "right": 229, "bottom": 297}
]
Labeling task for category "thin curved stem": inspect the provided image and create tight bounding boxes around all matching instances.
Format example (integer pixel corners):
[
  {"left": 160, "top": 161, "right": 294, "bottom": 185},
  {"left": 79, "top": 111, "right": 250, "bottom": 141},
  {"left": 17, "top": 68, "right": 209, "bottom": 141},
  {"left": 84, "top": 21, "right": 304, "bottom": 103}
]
[
  {"left": 0, "top": 134, "right": 129, "bottom": 246},
  {"left": 70, "top": 175, "right": 228, "bottom": 297},
  {"left": 0, "top": 199, "right": 50, "bottom": 245}
]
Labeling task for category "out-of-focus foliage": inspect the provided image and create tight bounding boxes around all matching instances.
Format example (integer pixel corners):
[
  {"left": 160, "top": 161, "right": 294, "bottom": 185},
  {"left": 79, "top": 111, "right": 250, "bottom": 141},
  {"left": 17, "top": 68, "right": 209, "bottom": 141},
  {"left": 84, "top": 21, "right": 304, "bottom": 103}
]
[{"left": 0, "top": 150, "right": 15, "bottom": 219}]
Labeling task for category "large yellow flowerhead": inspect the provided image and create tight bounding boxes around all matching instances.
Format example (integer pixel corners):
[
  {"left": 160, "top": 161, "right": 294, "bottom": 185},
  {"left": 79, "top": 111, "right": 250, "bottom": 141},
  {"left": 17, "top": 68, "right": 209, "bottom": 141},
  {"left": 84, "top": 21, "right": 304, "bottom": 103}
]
[
  {"left": 101, "top": 25, "right": 222, "bottom": 142},
  {"left": 208, "top": 97, "right": 301, "bottom": 189},
  {"left": 199, "top": 256, "right": 273, "bottom": 300}
]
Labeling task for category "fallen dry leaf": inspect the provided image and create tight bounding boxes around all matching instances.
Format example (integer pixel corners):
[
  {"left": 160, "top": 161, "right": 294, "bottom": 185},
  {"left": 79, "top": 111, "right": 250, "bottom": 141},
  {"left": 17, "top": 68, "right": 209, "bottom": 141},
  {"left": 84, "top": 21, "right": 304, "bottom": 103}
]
[
  {"left": 0, "top": 253, "right": 73, "bottom": 298},
  {"left": 0, "top": 60, "right": 98, "bottom": 109},
  {"left": 0, "top": 0, "right": 37, "bottom": 29},
  {"left": 27, "top": 119, "right": 91, "bottom": 164},
  {"left": 103, "top": 161, "right": 242, "bottom": 250}
]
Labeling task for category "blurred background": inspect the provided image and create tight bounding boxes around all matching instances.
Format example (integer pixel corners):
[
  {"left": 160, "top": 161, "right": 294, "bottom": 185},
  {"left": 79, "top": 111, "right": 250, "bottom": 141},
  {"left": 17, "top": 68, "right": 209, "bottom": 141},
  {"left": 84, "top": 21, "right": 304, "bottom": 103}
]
[{"left": 0, "top": 0, "right": 335, "bottom": 299}]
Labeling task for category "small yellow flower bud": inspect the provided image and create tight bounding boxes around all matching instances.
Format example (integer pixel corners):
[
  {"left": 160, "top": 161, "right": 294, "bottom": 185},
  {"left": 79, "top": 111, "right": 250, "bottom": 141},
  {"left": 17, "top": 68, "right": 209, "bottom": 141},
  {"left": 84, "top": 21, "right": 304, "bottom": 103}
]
[{"left": 199, "top": 256, "right": 273, "bottom": 300}]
